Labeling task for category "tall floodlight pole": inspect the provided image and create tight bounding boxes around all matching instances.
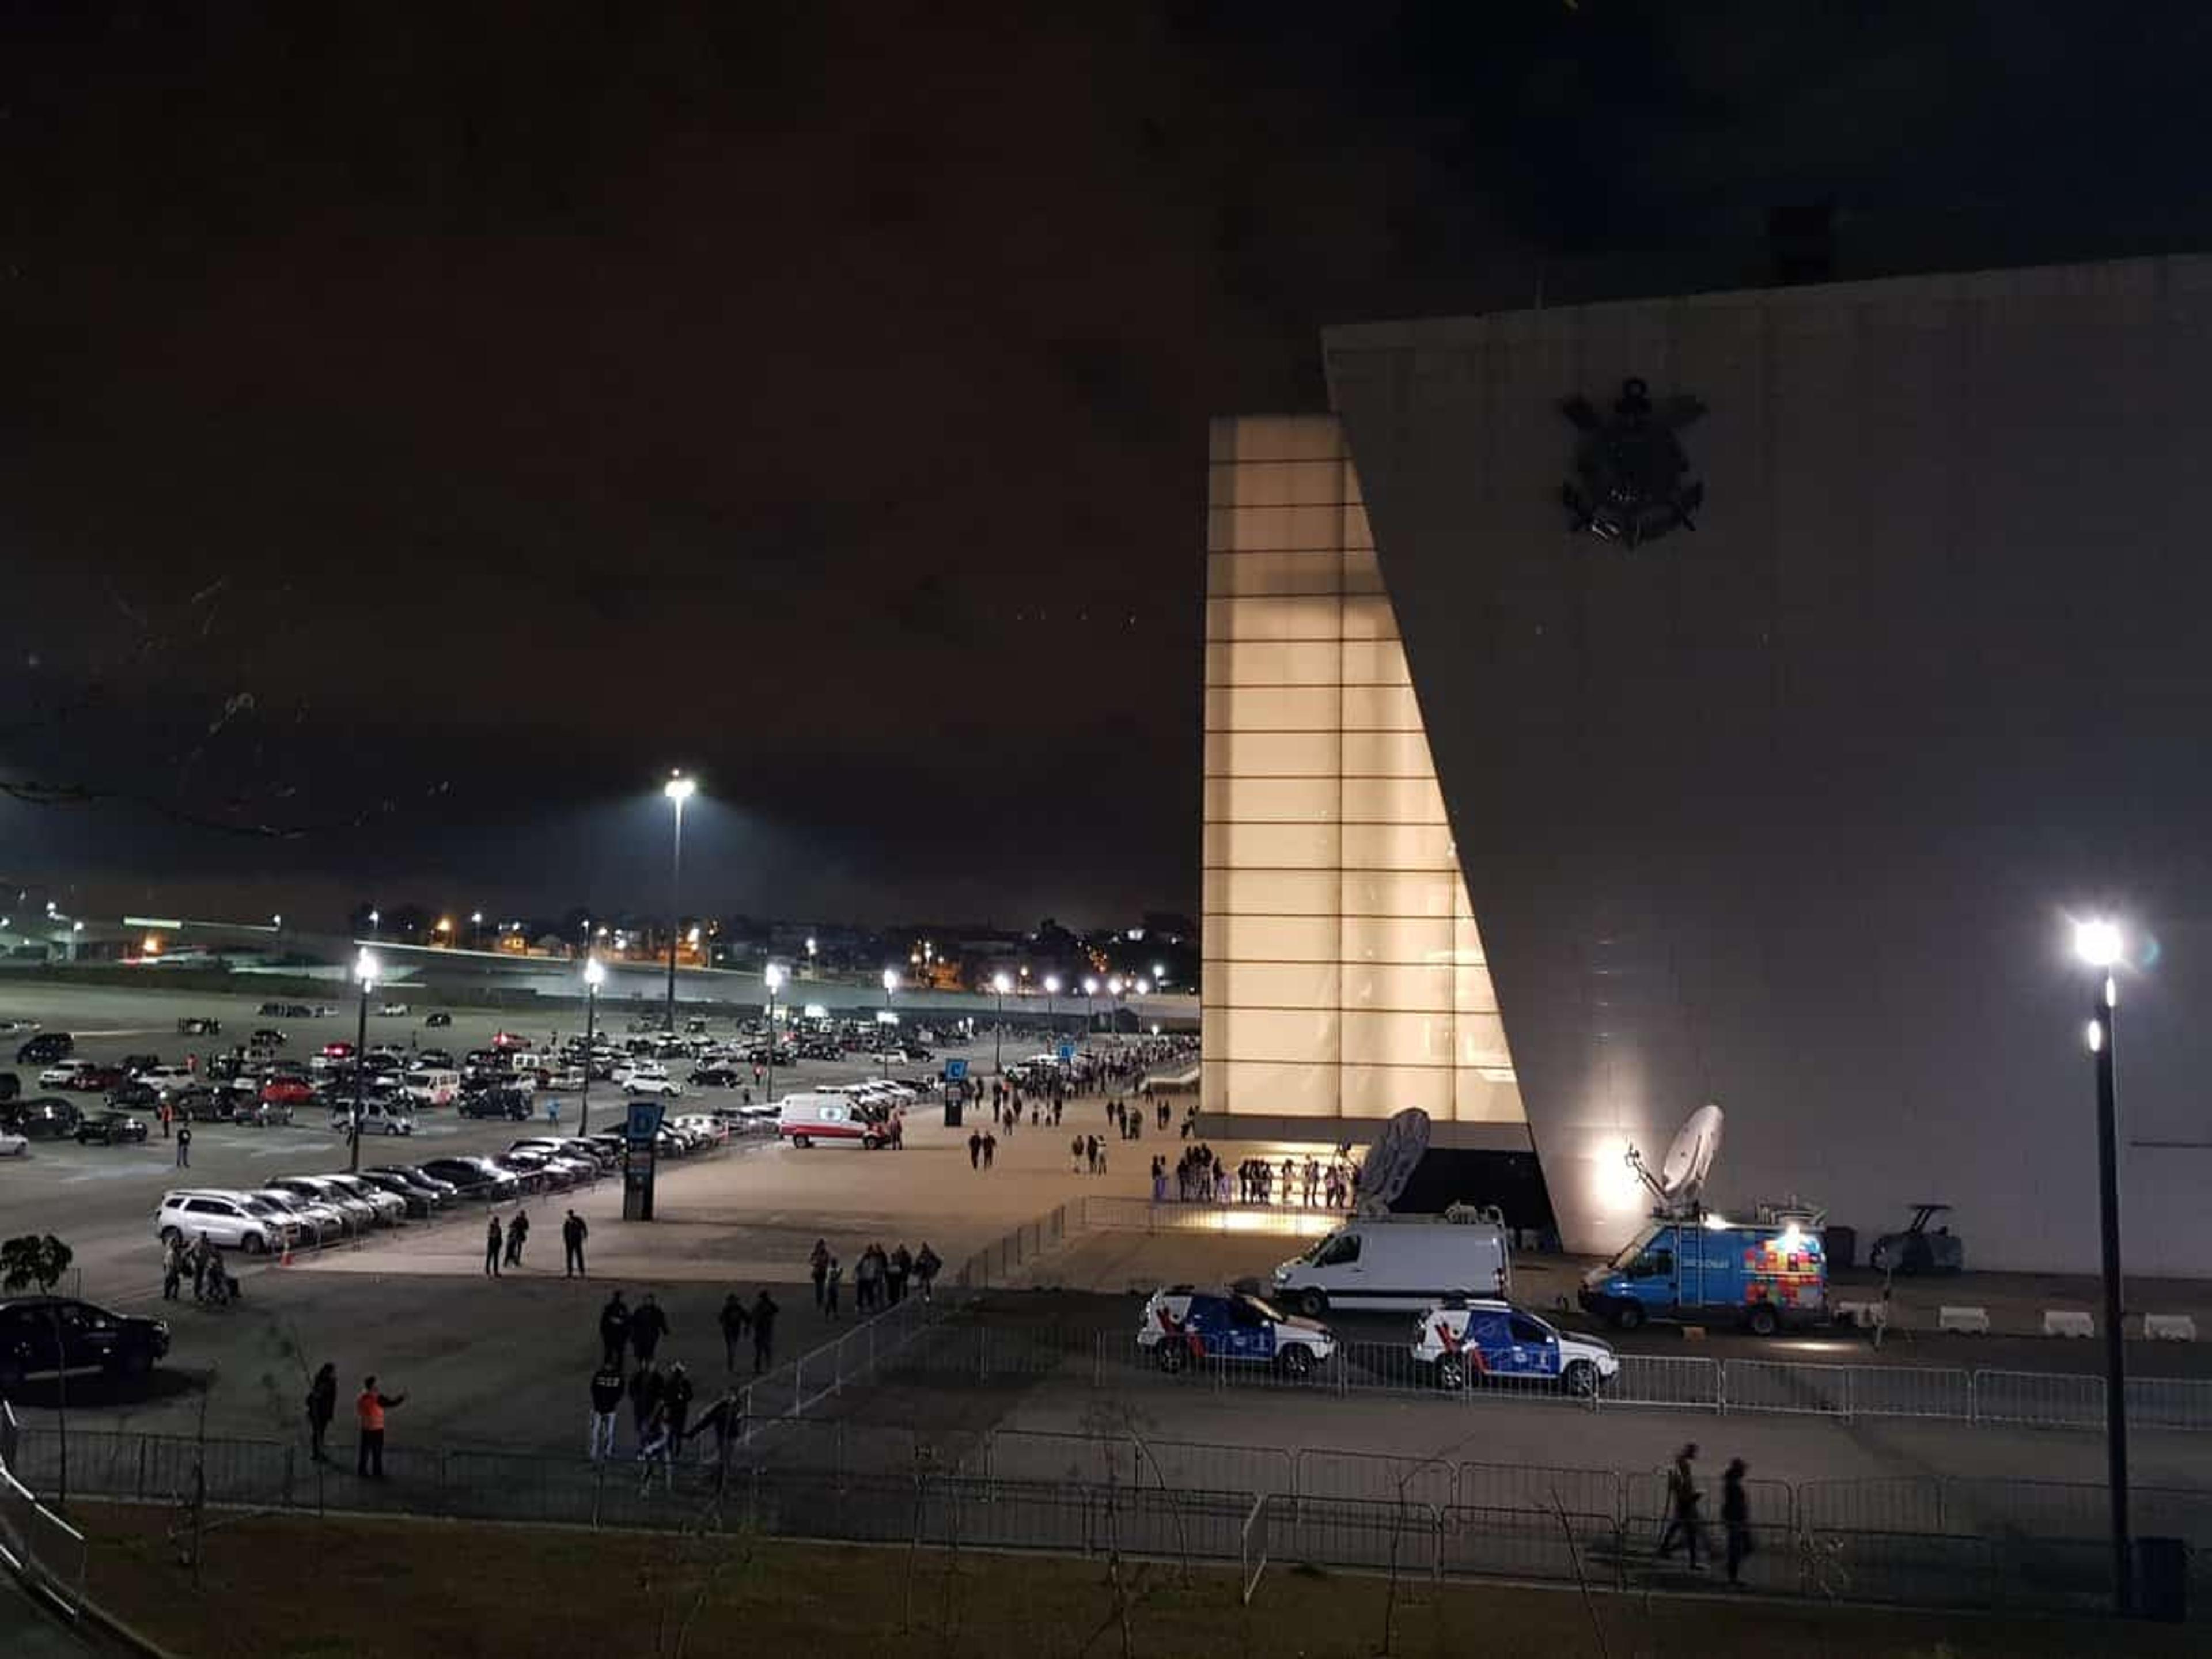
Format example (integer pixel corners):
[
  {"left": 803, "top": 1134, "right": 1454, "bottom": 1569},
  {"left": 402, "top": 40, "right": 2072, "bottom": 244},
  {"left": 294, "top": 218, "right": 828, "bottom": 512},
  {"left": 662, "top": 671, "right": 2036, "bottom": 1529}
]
[
  {"left": 991, "top": 972, "right": 1011, "bottom": 1074},
  {"left": 580, "top": 956, "right": 604, "bottom": 1135},
  {"left": 1043, "top": 975, "right": 1061, "bottom": 1039},
  {"left": 2076, "top": 917, "right": 2133, "bottom": 1615},
  {"left": 1082, "top": 976, "right": 1099, "bottom": 1051},
  {"left": 349, "top": 948, "right": 379, "bottom": 1173},
  {"left": 1108, "top": 975, "right": 1124, "bottom": 1041},
  {"left": 662, "top": 772, "right": 696, "bottom": 1031},
  {"left": 764, "top": 960, "right": 785, "bottom": 1107},
  {"left": 881, "top": 967, "right": 899, "bottom": 1081}
]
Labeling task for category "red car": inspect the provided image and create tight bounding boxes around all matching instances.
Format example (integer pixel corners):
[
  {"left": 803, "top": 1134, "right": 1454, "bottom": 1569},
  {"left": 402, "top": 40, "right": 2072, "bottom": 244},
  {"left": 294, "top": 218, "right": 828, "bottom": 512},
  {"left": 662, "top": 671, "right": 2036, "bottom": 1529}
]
[
  {"left": 320, "top": 1040, "right": 355, "bottom": 1060},
  {"left": 491, "top": 1031, "right": 530, "bottom": 1050},
  {"left": 261, "top": 1077, "right": 314, "bottom": 1107},
  {"left": 65, "top": 1065, "right": 126, "bottom": 1092}
]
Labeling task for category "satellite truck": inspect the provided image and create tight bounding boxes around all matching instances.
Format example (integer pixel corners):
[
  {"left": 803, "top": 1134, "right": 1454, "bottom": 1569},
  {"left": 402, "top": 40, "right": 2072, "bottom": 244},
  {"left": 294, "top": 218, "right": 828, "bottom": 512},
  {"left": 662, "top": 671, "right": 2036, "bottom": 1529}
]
[
  {"left": 1270, "top": 1109, "right": 1515, "bottom": 1317},
  {"left": 1576, "top": 1103, "right": 1829, "bottom": 1335}
]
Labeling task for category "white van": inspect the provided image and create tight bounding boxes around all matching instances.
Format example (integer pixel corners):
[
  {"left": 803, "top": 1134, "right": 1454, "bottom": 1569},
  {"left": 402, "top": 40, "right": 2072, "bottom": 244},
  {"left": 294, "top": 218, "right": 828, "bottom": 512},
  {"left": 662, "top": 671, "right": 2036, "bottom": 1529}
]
[
  {"left": 401, "top": 1068, "right": 460, "bottom": 1108},
  {"left": 1270, "top": 1213, "right": 1513, "bottom": 1317},
  {"left": 776, "top": 1092, "right": 895, "bottom": 1150}
]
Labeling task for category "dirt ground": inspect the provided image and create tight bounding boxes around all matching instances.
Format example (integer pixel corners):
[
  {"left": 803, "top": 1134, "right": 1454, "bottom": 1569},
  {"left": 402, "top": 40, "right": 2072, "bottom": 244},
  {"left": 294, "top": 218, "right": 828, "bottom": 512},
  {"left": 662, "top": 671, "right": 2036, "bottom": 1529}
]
[{"left": 71, "top": 1502, "right": 2196, "bottom": 1659}]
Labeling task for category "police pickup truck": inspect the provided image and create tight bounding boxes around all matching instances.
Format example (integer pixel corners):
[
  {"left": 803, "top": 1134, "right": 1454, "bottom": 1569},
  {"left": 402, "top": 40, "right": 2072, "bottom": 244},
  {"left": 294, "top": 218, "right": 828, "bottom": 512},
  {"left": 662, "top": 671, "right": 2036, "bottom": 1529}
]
[{"left": 1137, "top": 1287, "right": 1336, "bottom": 1380}]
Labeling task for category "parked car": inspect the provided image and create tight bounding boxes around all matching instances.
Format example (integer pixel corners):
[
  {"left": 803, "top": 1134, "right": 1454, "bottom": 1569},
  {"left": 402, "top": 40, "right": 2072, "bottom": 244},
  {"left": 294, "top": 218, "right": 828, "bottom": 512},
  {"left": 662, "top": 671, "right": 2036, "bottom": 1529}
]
[
  {"left": 76, "top": 1109, "right": 150, "bottom": 1146},
  {"left": 1135, "top": 1287, "right": 1337, "bottom": 1380},
  {"left": 176, "top": 1016, "right": 222, "bottom": 1035},
  {"left": 368, "top": 1164, "right": 460, "bottom": 1205},
  {"left": 459, "top": 1088, "right": 533, "bottom": 1121},
  {"left": 0, "top": 1297, "right": 170, "bottom": 1389},
  {"left": 0, "top": 1126, "right": 25, "bottom": 1157},
  {"left": 16, "top": 1033, "right": 73, "bottom": 1065},
  {"left": 425, "top": 1011, "right": 453, "bottom": 1028},
  {"left": 251, "top": 1187, "right": 342, "bottom": 1244},
  {"left": 261, "top": 1077, "right": 315, "bottom": 1109},
  {"left": 2, "top": 1097, "right": 83, "bottom": 1140},
  {"left": 321, "top": 1173, "right": 406, "bottom": 1226},
  {"left": 418, "top": 1156, "right": 519, "bottom": 1200},
  {"left": 0, "top": 1071, "right": 17, "bottom": 1103},
  {"left": 266, "top": 1176, "right": 378, "bottom": 1232},
  {"left": 154, "top": 1191, "right": 283, "bottom": 1253},
  {"left": 40, "top": 1060, "right": 99, "bottom": 1089},
  {"left": 250, "top": 1027, "right": 288, "bottom": 1047},
  {"left": 351, "top": 1170, "right": 435, "bottom": 1218},
  {"left": 1411, "top": 1297, "right": 1618, "bottom": 1395},
  {"left": 377, "top": 1002, "right": 412, "bottom": 1017}
]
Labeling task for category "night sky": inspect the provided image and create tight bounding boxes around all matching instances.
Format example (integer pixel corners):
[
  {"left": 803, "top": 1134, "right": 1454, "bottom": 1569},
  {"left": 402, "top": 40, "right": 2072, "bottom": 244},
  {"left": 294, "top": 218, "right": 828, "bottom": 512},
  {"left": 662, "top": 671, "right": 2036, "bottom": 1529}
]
[{"left": 5, "top": 2, "right": 2207, "bottom": 927}]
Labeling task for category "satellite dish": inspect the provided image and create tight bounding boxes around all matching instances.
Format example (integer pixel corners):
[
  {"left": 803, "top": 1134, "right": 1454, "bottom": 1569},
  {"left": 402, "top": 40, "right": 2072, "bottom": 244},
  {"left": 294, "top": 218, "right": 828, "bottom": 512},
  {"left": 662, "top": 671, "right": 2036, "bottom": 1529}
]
[
  {"left": 1626, "top": 1102, "right": 1724, "bottom": 1214},
  {"left": 1356, "top": 1108, "right": 1431, "bottom": 1215}
]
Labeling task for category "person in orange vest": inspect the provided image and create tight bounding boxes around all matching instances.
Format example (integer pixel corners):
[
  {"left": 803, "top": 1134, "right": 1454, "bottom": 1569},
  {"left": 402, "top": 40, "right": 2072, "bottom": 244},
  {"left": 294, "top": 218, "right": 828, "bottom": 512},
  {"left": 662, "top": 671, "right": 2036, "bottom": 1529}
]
[{"left": 355, "top": 1374, "right": 407, "bottom": 1478}]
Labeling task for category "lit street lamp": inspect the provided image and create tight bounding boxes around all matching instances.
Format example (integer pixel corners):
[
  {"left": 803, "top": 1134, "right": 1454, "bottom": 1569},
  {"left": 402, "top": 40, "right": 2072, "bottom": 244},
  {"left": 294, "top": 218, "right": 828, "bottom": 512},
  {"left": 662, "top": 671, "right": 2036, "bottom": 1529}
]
[
  {"left": 578, "top": 956, "right": 606, "bottom": 1134},
  {"left": 661, "top": 771, "right": 696, "bottom": 1031},
  {"left": 2075, "top": 917, "right": 2134, "bottom": 1614},
  {"left": 470, "top": 910, "right": 483, "bottom": 949},
  {"left": 1043, "top": 974, "right": 1062, "bottom": 1037},
  {"left": 764, "top": 960, "right": 785, "bottom": 1106},
  {"left": 881, "top": 967, "right": 899, "bottom": 1080},
  {"left": 991, "top": 971, "right": 1012, "bottom": 1074},
  {"left": 349, "top": 948, "right": 380, "bottom": 1173},
  {"left": 1082, "top": 976, "right": 1099, "bottom": 1051},
  {"left": 368, "top": 908, "right": 380, "bottom": 938}
]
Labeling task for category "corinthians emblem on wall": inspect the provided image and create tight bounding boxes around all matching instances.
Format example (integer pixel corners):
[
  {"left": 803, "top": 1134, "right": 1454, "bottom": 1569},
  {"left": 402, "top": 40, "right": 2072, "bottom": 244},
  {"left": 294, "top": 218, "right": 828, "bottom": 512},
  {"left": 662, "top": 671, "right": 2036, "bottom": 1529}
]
[{"left": 1560, "top": 377, "right": 1706, "bottom": 546}]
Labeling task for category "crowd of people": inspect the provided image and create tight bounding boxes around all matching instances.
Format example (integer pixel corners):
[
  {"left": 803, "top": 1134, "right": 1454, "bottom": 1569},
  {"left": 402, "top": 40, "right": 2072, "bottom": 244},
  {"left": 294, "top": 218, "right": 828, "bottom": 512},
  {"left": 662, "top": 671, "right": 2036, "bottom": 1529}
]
[
  {"left": 806, "top": 1237, "right": 941, "bottom": 1315},
  {"left": 159, "top": 1232, "right": 241, "bottom": 1305},
  {"left": 589, "top": 1288, "right": 778, "bottom": 1490},
  {"left": 1149, "top": 1145, "right": 1362, "bottom": 1209}
]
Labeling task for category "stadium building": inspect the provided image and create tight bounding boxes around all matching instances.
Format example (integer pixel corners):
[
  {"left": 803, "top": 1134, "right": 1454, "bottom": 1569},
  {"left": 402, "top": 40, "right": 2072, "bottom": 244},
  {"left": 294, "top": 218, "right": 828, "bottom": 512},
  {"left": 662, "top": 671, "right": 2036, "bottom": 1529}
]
[{"left": 1200, "top": 254, "right": 2212, "bottom": 1275}]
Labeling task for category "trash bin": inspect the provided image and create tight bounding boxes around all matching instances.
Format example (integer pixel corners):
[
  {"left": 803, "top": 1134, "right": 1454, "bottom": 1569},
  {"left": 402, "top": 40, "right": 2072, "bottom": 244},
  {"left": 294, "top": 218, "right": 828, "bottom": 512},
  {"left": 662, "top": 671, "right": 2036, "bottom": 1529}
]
[
  {"left": 944, "top": 1098, "right": 963, "bottom": 1130},
  {"left": 2138, "top": 1535, "right": 2188, "bottom": 1622},
  {"left": 1822, "top": 1225, "right": 1858, "bottom": 1271}
]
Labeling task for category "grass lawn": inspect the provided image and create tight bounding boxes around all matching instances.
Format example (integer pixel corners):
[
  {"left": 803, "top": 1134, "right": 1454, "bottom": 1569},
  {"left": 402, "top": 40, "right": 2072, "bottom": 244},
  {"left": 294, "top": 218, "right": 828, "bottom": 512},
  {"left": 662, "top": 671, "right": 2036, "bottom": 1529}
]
[{"left": 74, "top": 1502, "right": 2195, "bottom": 1659}]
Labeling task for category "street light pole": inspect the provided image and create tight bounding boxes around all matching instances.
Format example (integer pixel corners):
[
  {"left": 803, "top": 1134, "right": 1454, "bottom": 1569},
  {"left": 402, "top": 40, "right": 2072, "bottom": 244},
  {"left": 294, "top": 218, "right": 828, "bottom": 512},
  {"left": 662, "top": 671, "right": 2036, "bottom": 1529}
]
[
  {"left": 581, "top": 956, "right": 604, "bottom": 1135},
  {"left": 350, "top": 948, "right": 378, "bottom": 1173},
  {"left": 991, "top": 971, "right": 1011, "bottom": 1075},
  {"left": 881, "top": 967, "right": 898, "bottom": 1081},
  {"left": 662, "top": 772, "right": 695, "bottom": 1032},
  {"left": 1044, "top": 975, "right": 1060, "bottom": 1041},
  {"left": 764, "top": 961, "right": 785, "bottom": 1107},
  {"left": 2077, "top": 919, "right": 2133, "bottom": 1615}
]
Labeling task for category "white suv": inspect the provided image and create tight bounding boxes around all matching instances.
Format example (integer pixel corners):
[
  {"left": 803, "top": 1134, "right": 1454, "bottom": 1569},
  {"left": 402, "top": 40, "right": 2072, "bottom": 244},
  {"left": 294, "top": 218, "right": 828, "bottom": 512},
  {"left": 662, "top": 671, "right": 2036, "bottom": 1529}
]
[{"left": 156, "top": 1191, "right": 287, "bottom": 1254}]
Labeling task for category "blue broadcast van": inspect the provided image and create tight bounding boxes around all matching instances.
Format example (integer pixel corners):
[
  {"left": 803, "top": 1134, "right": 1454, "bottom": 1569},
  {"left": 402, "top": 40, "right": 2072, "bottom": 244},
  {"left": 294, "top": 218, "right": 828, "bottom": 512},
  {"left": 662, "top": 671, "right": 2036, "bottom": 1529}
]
[{"left": 1578, "top": 1215, "right": 1827, "bottom": 1336}]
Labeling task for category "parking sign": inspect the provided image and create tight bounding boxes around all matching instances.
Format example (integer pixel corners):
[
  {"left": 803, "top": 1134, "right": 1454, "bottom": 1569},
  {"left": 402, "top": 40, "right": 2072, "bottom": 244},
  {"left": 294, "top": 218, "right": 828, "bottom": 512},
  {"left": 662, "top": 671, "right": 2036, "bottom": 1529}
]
[{"left": 944, "top": 1058, "right": 969, "bottom": 1081}]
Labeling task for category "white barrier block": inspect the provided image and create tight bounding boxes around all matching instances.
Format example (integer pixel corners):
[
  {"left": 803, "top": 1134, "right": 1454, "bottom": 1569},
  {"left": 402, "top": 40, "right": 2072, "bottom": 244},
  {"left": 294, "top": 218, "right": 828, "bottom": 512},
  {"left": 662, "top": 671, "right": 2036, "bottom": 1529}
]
[
  {"left": 2043, "top": 1309, "right": 2095, "bottom": 1339},
  {"left": 2142, "top": 1313, "right": 2198, "bottom": 1342},
  {"left": 1939, "top": 1305, "right": 1990, "bottom": 1335},
  {"left": 1834, "top": 1299, "right": 1888, "bottom": 1328}
]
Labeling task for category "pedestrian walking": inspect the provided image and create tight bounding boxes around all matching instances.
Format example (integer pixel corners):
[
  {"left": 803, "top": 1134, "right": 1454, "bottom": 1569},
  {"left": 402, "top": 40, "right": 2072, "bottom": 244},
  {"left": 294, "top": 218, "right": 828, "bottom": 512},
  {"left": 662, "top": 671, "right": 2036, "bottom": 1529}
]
[
  {"left": 160, "top": 1238, "right": 183, "bottom": 1301},
  {"left": 484, "top": 1215, "right": 503, "bottom": 1277},
  {"left": 967, "top": 1130, "right": 982, "bottom": 1170},
  {"left": 809, "top": 1238, "right": 830, "bottom": 1310},
  {"left": 824, "top": 1255, "right": 843, "bottom": 1319},
  {"left": 718, "top": 1292, "right": 751, "bottom": 1371},
  {"left": 505, "top": 1209, "right": 530, "bottom": 1267},
  {"left": 630, "top": 1292, "right": 670, "bottom": 1363},
  {"left": 664, "top": 1361, "right": 694, "bottom": 1452},
  {"left": 175, "top": 1123, "right": 192, "bottom": 1167},
  {"left": 628, "top": 1359, "right": 665, "bottom": 1442},
  {"left": 1070, "top": 1135, "right": 1084, "bottom": 1173},
  {"left": 1722, "top": 1457, "right": 1753, "bottom": 1584},
  {"left": 562, "top": 1210, "right": 588, "bottom": 1277},
  {"left": 982, "top": 1131, "right": 996, "bottom": 1169},
  {"left": 190, "top": 1232, "right": 211, "bottom": 1301},
  {"left": 599, "top": 1291, "right": 631, "bottom": 1367},
  {"left": 1656, "top": 1443, "right": 1706, "bottom": 1569},
  {"left": 914, "top": 1243, "right": 941, "bottom": 1304},
  {"left": 690, "top": 1384, "right": 744, "bottom": 1470},
  {"left": 887, "top": 1244, "right": 911, "bottom": 1306},
  {"left": 158, "top": 1101, "right": 171, "bottom": 1139},
  {"left": 355, "top": 1374, "right": 406, "bottom": 1478},
  {"left": 305, "top": 1362, "right": 338, "bottom": 1462},
  {"left": 635, "top": 1396, "right": 673, "bottom": 1494},
  {"left": 589, "top": 1357, "right": 624, "bottom": 1460},
  {"left": 751, "top": 1289, "right": 779, "bottom": 1372}
]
